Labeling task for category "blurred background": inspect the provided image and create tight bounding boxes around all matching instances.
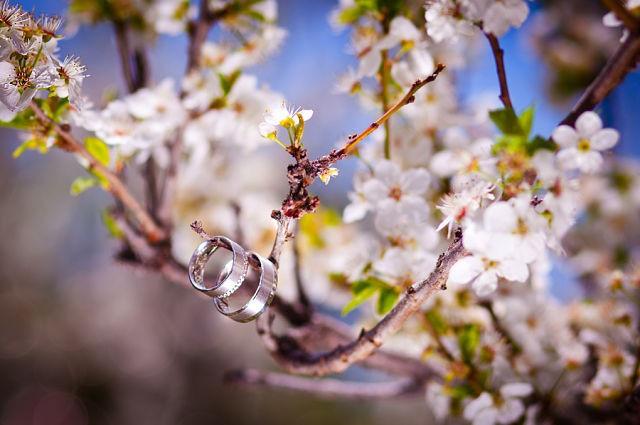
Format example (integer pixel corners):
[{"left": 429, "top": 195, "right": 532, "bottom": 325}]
[{"left": 1, "top": 0, "right": 639, "bottom": 424}]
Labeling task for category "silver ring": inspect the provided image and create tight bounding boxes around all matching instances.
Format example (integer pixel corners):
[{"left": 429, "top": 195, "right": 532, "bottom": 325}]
[
  {"left": 188, "top": 236, "right": 249, "bottom": 298},
  {"left": 214, "top": 252, "right": 277, "bottom": 323}
]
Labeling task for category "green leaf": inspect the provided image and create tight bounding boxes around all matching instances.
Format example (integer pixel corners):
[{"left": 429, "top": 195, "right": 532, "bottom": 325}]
[
  {"left": 85, "top": 137, "right": 110, "bottom": 166},
  {"left": 337, "top": 5, "right": 367, "bottom": 24},
  {"left": 446, "top": 384, "right": 476, "bottom": 401},
  {"left": 526, "top": 135, "right": 557, "bottom": 155},
  {"left": 243, "top": 9, "right": 266, "bottom": 22},
  {"left": 518, "top": 106, "right": 534, "bottom": 138},
  {"left": 425, "top": 310, "right": 448, "bottom": 335},
  {"left": 218, "top": 70, "right": 242, "bottom": 96},
  {"left": 341, "top": 282, "right": 377, "bottom": 316},
  {"left": 458, "top": 324, "right": 481, "bottom": 364},
  {"left": 101, "top": 210, "right": 124, "bottom": 239},
  {"left": 0, "top": 108, "right": 36, "bottom": 130},
  {"left": 70, "top": 176, "right": 97, "bottom": 196},
  {"left": 12, "top": 138, "right": 49, "bottom": 158},
  {"left": 376, "top": 287, "right": 398, "bottom": 315},
  {"left": 489, "top": 108, "right": 523, "bottom": 136}
]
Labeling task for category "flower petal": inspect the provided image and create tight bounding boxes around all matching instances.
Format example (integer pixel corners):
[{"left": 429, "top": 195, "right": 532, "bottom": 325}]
[
  {"left": 575, "top": 151, "right": 603, "bottom": 174},
  {"left": 464, "top": 393, "right": 494, "bottom": 420},
  {"left": 484, "top": 201, "right": 517, "bottom": 233},
  {"left": 497, "top": 259, "right": 529, "bottom": 282},
  {"left": 591, "top": 128, "right": 619, "bottom": 150},
  {"left": 500, "top": 382, "right": 533, "bottom": 398},
  {"left": 401, "top": 168, "right": 431, "bottom": 195},
  {"left": 575, "top": 111, "right": 603, "bottom": 138},
  {"left": 472, "top": 271, "right": 498, "bottom": 296},
  {"left": 552, "top": 125, "right": 578, "bottom": 148},
  {"left": 449, "top": 256, "right": 484, "bottom": 285},
  {"left": 298, "top": 109, "right": 313, "bottom": 121}
]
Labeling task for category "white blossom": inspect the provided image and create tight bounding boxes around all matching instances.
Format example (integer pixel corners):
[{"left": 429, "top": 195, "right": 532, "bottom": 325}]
[
  {"left": 463, "top": 383, "right": 533, "bottom": 425},
  {"left": 553, "top": 111, "right": 619, "bottom": 173},
  {"left": 481, "top": 0, "right": 529, "bottom": 37}
]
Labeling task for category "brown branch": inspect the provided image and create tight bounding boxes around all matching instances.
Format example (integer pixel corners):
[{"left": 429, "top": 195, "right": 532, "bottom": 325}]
[
  {"left": 380, "top": 49, "right": 392, "bottom": 159},
  {"left": 113, "top": 22, "right": 137, "bottom": 93},
  {"left": 256, "top": 235, "right": 466, "bottom": 376},
  {"left": 624, "top": 384, "right": 640, "bottom": 421},
  {"left": 186, "top": 0, "right": 239, "bottom": 73},
  {"left": 560, "top": 33, "right": 640, "bottom": 127},
  {"left": 267, "top": 212, "right": 294, "bottom": 267},
  {"left": 484, "top": 32, "right": 514, "bottom": 110},
  {"left": 291, "top": 224, "right": 312, "bottom": 314},
  {"left": 224, "top": 369, "right": 424, "bottom": 400},
  {"left": 113, "top": 22, "right": 149, "bottom": 92},
  {"left": 336, "top": 64, "right": 446, "bottom": 157},
  {"left": 30, "top": 102, "right": 167, "bottom": 243},
  {"left": 602, "top": 0, "right": 640, "bottom": 33}
]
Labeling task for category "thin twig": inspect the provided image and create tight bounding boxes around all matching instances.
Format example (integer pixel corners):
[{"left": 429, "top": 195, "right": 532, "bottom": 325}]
[
  {"left": 30, "top": 102, "right": 167, "bottom": 243},
  {"left": 602, "top": 0, "right": 640, "bottom": 33},
  {"left": 113, "top": 22, "right": 137, "bottom": 93},
  {"left": 291, "top": 224, "right": 312, "bottom": 313},
  {"left": 224, "top": 369, "right": 424, "bottom": 400},
  {"left": 185, "top": 0, "right": 238, "bottom": 73},
  {"left": 484, "top": 32, "right": 514, "bottom": 111},
  {"left": 336, "top": 64, "right": 446, "bottom": 156},
  {"left": 380, "top": 49, "right": 392, "bottom": 159},
  {"left": 560, "top": 33, "right": 640, "bottom": 127}
]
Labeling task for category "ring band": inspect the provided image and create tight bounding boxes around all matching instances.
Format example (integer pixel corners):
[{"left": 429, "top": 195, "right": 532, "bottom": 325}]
[
  {"left": 214, "top": 252, "right": 277, "bottom": 323},
  {"left": 188, "top": 236, "right": 249, "bottom": 298}
]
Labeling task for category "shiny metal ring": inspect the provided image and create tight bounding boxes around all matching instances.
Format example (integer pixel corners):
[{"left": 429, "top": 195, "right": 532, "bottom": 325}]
[
  {"left": 188, "top": 236, "right": 249, "bottom": 298},
  {"left": 214, "top": 252, "right": 277, "bottom": 323}
]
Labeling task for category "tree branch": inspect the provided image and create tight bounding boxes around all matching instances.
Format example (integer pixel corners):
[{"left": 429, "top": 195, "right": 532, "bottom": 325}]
[
  {"left": 335, "top": 64, "right": 446, "bottom": 157},
  {"left": 30, "top": 102, "right": 167, "bottom": 243},
  {"left": 560, "top": 33, "right": 640, "bottom": 127},
  {"left": 484, "top": 32, "right": 514, "bottom": 111},
  {"left": 291, "top": 224, "right": 312, "bottom": 314},
  {"left": 256, "top": 235, "right": 466, "bottom": 376},
  {"left": 224, "top": 369, "right": 424, "bottom": 400},
  {"left": 186, "top": 0, "right": 239, "bottom": 73}
]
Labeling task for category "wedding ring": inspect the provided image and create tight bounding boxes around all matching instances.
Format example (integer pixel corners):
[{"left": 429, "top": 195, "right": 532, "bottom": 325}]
[
  {"left": 188, "top": 236, "right": 249, "bottom": 298},
  {"left": 214, "top": 252, "right": 277, "bottom": 323}
]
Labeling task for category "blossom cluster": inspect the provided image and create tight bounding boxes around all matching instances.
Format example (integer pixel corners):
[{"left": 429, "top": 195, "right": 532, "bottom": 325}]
[
  {"left": 0, "top": 1, "right": 86, "bottom": 121},
  {"left": 321, "top": 1, "right": 636, "bottom": 423}
]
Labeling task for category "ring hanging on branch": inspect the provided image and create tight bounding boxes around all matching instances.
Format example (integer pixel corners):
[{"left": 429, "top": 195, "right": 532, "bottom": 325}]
[{"left": 188, "top": 236, "right": 277, "bottom": 323}]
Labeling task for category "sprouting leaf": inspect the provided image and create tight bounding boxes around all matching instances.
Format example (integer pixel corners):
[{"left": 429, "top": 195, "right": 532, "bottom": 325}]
[
  {"left": 518, "top": 105, "right": 534, "bottom": 138},
  {"left": 218, "top": 70, "right": 242, "bottom": 96},
  {"left": 446, "top": 384, "right": 476, "bottom": 401},
  {"left": 425, "top": 309, "right": 448, "bottom": 335},
  {"left": 458, "top": 324, "right": 481, "bottom": 364},
  {"left": 85, "top": 137, "right": 110, "bottom": 166},
  {"left": 489, "top": 108, "right": 523, "bottom": 136},
  {"left": 101, "top": 210, "right": 124, "bottom": 239},
  {"left": 526, "top": 135, "right": 557, "bottom": 155},
  {"left": 90, "top": 169, "right": 110, "bottom": 190},
  {"left": 342, "top": 276, "right": 395, "bottom": 316},
  {"left": 0, "top": 108, "right": 36, "bottom": 130},
  {"left": 376, "top": 286, "right": 399, "bottom": 315},
  {"left": 70, "top": 176, "right": 97, "bottom": 196},
  {"left": 341, "top": 280, "right": 378, "bottom": 316},
  {"left": 12, "top": 137, "right": 49, "bottom": 158}
]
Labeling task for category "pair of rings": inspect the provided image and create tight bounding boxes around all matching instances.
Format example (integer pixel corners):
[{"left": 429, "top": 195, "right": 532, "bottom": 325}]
[{"left": 188, "top": 236, "right": 277, "bottom": 323}]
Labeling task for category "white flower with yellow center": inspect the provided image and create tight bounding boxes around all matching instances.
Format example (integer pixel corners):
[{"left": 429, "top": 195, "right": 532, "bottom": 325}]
[{"left": 552, "top": 111, "right": 619, "bottom": 174}]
